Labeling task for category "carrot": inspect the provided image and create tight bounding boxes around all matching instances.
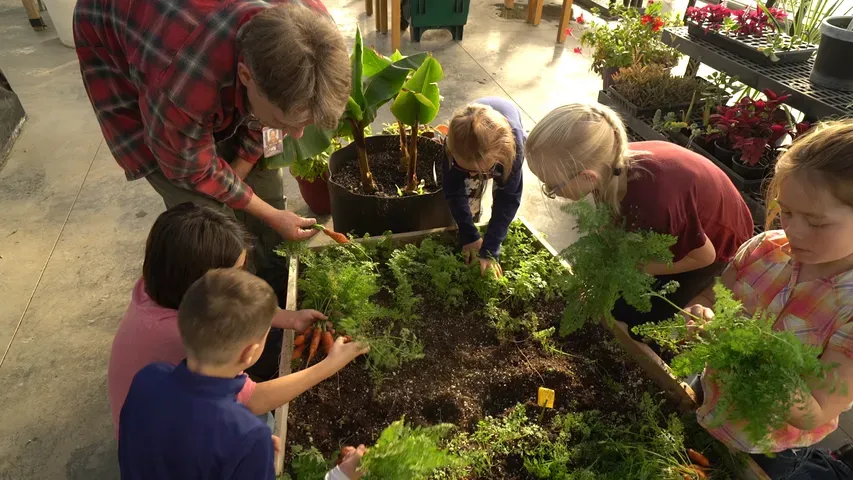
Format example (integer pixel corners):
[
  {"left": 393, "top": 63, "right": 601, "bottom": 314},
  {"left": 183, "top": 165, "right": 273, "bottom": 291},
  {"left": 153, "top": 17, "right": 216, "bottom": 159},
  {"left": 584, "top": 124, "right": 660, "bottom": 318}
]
[
  {"left": 306, "top": 326, "right": 322, "bottom": 364},
  {"left": 684, "top": 465, "right": 708, "bottom": 479},
  {"left": 301, "top": 325, "right": 313, "bottom": 336},
  {"left": 291, "top": 344, "right": 306, "bottom": 361},
  {"left": 322, "top": 228, "right": 349, "bottom": 244},
  {"left": 687, "top": 449, "right": 711, "bottom": 468},
  {"left": 342, "top": 335, "right": 352, "bottom": 343},
  {"left": 320, "top": 330, "right": 335, "bottom": 354}
]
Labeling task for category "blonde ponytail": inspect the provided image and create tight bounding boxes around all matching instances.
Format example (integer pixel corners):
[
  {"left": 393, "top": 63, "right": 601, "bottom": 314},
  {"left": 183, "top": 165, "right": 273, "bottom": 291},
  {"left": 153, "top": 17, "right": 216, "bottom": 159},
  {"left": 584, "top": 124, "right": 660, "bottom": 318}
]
[{"left": 525, "top": 103, "right": 635, "bottom": 216}]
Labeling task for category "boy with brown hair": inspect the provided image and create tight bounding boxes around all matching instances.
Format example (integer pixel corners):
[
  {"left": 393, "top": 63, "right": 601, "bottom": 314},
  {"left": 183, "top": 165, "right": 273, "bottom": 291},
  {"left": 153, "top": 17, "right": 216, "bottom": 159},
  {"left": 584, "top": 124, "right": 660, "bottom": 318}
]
[
  {"left": 74, "top": 1, "right": 351, "bottom": 286},
  {"left": 118, "top": 268, "right": 368, "bottom": 479}
]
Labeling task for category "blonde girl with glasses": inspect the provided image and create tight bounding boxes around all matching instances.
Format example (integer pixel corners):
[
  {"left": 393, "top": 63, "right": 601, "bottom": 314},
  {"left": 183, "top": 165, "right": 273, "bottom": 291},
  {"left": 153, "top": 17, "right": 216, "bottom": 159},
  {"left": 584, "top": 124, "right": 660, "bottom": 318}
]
[
  {"left": 443, "top": 97, "right": 526, "bottom": 277},
  {"left": 525, "top": 103, "right": 753, "bottom": 337}
]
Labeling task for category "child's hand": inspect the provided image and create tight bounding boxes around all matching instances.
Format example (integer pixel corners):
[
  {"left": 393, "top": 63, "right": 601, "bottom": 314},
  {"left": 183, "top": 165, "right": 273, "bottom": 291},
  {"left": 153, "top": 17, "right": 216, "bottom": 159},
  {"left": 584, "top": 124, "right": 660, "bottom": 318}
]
[
  {"left": 462, "top": 239, "right": 483, "bottom": 264},
  {"left": 683, "top": 304, "right": 714, "bottom": 339},
  {"left": 271, "top": 435, "right": 282, "bottom": 456},
  {"left": 478, "top": 257, "right": 503, "bottom": 278},
  {"left": 273, "top": 308, "right": 327, "bottom": 331},
  {"left": 324, "top": 337, "right": 369, "bottom": 370},
  {"left": 337, "top": 445, "right": 367, "bottom": 479}
]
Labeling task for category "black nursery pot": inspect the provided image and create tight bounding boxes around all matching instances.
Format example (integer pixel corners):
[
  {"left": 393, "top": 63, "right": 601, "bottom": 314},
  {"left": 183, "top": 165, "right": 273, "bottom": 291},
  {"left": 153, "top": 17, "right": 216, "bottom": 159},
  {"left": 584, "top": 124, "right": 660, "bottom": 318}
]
[
  {"left": 731, "top": 156, "right": 766, "bottom": 180},
  {"left": 327, "top": 135, "right": 455, "bottom": 237},
  {"left": 810, "top": 16, "right": 853, "bottom": 91},
  {"left": 713, "top": 140, "right": 736, "bottom": 167}
]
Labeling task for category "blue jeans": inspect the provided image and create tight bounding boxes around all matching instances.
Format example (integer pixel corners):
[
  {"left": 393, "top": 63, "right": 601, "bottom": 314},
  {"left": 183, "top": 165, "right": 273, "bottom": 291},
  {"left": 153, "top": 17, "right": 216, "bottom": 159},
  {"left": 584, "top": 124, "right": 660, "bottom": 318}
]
[{"left": 751, "top": 447, "right": 853, "bottom": 480}]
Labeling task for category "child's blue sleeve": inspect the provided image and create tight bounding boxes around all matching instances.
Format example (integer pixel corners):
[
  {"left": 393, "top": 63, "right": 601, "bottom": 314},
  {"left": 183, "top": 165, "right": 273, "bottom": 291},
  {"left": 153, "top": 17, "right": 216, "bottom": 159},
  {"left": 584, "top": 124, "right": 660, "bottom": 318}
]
[
  {"left": 233, "top": 428, "right": 276, "bottom": 479},
  {"left": 480, "top": 150, "right": 523, "bottom": 260},
  {"left": 442, "top": 157, "right": 482, "bottom": 247}
]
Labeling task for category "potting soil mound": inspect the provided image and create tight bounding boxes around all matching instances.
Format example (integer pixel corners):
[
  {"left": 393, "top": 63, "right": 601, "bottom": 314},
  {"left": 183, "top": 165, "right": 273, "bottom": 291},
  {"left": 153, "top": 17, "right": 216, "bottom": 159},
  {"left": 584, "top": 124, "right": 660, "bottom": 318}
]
[{"left": 332, "top": 136, "right": 444, "bottom": 198}]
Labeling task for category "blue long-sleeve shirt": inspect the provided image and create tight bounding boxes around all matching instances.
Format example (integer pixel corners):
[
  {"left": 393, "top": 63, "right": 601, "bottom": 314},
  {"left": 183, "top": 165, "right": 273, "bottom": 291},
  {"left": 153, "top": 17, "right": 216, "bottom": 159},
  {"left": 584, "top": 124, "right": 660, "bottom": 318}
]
[{"left": 442, "top": 97, "right": 526, "bottom": 260}]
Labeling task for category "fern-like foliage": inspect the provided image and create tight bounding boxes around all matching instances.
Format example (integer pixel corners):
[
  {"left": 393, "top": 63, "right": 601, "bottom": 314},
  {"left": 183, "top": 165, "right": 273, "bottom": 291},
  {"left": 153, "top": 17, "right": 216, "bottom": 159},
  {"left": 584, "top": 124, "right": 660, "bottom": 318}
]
[
  {"left": 558, "top": 202, "right": 676, "bottom": 336},
  {"left": 283, "top": 445, "right": 331, "bottom": 480},
  {"left": 360, "top": 418, "right": 461, "bottom": 479},
  {"left": 633, "top": 282, "right": 834, "bottom": 448}
]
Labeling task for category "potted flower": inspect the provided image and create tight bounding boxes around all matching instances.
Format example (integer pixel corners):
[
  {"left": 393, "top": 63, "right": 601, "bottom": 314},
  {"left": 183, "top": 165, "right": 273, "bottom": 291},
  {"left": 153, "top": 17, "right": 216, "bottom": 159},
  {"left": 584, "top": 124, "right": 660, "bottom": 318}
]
[
  {"left": 289, "top": 142, "right": 336, "bottom": 216},
  {"left": 580, "top": 2, "right": 681, "bottom": 89},
  {"left": 707, "top": 89, "right": 807, "bottom": 179}
]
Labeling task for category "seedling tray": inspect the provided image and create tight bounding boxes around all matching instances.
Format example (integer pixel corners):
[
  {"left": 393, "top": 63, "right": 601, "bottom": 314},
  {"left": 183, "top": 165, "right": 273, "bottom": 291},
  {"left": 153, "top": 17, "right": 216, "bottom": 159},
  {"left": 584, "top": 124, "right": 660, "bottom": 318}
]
[
  {"left": 607, "top": 77, "right": 716, "bottom": 118},
  {"left": 686, "top": 22, "right": 817, "bottom": 66},
  {"left": 273, "top": 221, "right": 768, "bottom": 479},
  {"left": 667, "top": 129, "right": 769, "bottom": 193}
]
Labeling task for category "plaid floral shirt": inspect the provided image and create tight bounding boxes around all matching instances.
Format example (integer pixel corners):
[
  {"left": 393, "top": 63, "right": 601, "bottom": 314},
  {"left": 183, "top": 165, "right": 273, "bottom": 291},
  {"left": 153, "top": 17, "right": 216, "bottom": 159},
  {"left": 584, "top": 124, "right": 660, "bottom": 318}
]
[
  {"left": 698, "top": 230, "right": 853, "bottom": 453},
  {"left": 73, "top": 0, "right": 328, "bottom": 208}
]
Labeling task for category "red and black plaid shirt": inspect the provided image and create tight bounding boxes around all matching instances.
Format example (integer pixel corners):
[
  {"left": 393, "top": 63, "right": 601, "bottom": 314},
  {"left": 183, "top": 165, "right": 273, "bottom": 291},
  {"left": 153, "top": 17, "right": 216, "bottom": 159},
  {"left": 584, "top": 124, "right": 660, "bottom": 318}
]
[{"left": 73, "top": 0, "right": 329, "bottom": 208}]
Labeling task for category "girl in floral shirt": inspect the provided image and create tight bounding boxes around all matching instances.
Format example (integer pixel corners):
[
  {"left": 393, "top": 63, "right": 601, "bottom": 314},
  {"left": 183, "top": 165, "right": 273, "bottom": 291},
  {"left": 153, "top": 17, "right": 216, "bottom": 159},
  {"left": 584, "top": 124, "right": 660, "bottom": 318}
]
[{"left": 686, "top": 121, "right": 853, "bottom": 479}]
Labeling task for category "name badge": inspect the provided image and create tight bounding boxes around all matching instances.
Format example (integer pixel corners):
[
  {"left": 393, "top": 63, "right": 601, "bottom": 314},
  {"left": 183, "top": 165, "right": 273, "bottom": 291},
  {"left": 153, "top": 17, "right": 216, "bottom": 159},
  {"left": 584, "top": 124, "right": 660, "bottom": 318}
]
[{"left": 263, "top": 127, "right": 283, "bottom": 158}]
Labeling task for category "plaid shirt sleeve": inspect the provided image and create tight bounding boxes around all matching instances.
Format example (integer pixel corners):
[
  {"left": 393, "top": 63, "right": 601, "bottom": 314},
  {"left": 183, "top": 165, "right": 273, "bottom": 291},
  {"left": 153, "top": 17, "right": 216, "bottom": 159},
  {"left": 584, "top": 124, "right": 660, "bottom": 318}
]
[
  {"left": 142, "top": 90, "right": 254, "bottom": 209},
  {"left": 237, "top": 126, "right": 264, "bottom": 165}
]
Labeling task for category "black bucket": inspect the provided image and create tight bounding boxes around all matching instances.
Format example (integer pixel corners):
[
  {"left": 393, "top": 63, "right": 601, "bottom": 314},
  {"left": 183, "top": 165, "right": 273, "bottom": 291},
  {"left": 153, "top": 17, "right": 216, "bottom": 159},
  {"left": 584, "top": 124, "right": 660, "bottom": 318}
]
[
  {"left": 810, "top": 16, "right": 853, "bottom": 91},
  {"left": 328, "top": 135, "right": 455, "bottom": 236}
]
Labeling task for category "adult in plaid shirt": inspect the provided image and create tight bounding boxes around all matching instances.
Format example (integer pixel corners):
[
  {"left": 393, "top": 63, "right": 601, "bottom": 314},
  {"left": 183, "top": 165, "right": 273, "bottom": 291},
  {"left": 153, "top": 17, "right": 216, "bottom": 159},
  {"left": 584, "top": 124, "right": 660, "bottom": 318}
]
[{"left": 73, "top": 0, "right": 351, "bottom": 297}]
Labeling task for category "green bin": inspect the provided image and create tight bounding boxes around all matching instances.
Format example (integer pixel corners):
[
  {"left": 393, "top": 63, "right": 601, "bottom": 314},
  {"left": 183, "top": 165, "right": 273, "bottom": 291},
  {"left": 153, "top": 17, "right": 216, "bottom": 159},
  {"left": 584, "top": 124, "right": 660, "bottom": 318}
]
[{"left": 406, "top": 0, "right": 471, "bottom": 42}]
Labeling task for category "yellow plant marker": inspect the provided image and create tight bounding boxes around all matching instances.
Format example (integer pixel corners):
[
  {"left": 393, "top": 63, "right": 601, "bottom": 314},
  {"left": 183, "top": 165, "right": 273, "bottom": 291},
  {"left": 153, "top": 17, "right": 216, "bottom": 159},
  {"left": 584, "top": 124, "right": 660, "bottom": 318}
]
[{"left": 537, "top": 387, "right": 555, "bottom": 408}]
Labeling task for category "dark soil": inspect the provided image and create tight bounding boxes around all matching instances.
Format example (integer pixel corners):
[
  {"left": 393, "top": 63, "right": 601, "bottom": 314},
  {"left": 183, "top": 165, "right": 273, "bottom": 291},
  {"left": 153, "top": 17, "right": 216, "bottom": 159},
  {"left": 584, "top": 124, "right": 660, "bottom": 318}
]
[
  {"left": 286, "top": 296, "right": 665, "bottom": 479},
  {"left": 331, "top": 135, "right": 445, "bottom": 198}
]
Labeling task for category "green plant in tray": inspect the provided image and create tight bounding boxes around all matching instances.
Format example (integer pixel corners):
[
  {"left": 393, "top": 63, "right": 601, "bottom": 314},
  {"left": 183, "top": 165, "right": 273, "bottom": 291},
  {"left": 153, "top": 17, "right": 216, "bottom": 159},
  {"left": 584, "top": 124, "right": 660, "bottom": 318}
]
[{"left": 611, "top": 64, "right": 704, "bottom": 110}]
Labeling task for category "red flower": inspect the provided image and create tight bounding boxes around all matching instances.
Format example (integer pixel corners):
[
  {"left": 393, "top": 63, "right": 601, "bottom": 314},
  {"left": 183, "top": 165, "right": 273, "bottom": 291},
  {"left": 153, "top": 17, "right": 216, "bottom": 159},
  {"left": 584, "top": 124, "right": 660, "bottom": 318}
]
[
  {"left": 641, "top": 14, "right": 653, "bottom": 25},
  {"left": 576, "top": 13, "right": 585, "bottom": 24},
  {"left": 573, "top": 47, "right": 583, "bottom": 54},
  {"left": 564, "top": 27, "right": 574, "bottom": 37},
  {"left": 653, "top": 17, "right": 665, "bottom": 31}
]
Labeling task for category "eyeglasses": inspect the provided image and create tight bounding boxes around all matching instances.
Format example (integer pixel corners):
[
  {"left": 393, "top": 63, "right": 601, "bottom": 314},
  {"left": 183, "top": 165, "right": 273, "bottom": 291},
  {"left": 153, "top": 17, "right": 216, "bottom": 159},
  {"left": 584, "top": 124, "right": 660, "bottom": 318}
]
[{"left": 443, "top": 138, "right": 503, "bottom": 179}]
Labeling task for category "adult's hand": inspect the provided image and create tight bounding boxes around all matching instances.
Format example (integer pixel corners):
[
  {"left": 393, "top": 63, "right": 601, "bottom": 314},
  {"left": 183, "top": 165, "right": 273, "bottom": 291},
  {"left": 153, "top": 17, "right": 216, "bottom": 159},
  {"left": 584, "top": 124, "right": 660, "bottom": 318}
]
[{"left": 266, "top": 209, "right": 319, "bottom": 241}]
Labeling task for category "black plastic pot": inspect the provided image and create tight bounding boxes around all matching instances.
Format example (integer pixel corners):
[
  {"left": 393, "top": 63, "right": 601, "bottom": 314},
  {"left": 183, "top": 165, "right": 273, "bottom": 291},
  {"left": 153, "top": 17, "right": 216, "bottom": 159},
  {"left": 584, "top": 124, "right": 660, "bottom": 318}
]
[
  {"left": 602, "top": 66, "right": 619, "bottom": 90},
  {"left": 713, "top": 140, "right": 736, "bottom": 167},
  {"left": 328, "top": 135, "right": 455, "bottom": 236},
  {"left": 731, "top": 157, "right": 766, "bottom": 180},
  {"left": 810, "top": 16, "right": 853, "bottom": 91}
]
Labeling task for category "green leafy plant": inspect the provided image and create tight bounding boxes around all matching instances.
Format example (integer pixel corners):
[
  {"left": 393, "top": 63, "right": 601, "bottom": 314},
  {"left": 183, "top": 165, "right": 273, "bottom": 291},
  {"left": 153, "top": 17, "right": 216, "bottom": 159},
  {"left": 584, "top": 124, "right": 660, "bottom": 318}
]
[
  {"left": 390, "top": 55, "right": 443, "bottom": 193},
  {"left": 580, "top": 4, "right": 681, "bottom": 74},
  {"left": 360, "top": 418, "right": 461, "bottom": 479},
  {"left": 283, "top": 445, "right": 332, "bottom": 480},
  {"left": 289, "top": 141, "right": 337, "bottom": 183},
  {"left": 557, "top": 202, "right": 676, "bottom": 336},
  {"left": 611, "top": 64, "right": 703, "bottom": 109},
  {"left": 633, "top": 282, "right": 836, "bottom": 449}
]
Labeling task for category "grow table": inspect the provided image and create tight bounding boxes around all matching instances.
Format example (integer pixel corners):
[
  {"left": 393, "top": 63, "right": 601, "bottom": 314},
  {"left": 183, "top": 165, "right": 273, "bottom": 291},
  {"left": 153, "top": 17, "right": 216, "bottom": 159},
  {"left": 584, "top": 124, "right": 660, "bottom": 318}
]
[{"left": 272, "top": 220, "right": 767, "bottom": 479}]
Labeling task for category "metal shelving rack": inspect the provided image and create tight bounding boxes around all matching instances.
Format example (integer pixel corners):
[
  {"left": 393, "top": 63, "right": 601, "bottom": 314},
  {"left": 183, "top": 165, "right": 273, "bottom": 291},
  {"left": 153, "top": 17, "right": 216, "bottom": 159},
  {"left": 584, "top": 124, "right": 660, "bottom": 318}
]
[{"left": 661, "top": 27, "right": 853, "bottom": 121}]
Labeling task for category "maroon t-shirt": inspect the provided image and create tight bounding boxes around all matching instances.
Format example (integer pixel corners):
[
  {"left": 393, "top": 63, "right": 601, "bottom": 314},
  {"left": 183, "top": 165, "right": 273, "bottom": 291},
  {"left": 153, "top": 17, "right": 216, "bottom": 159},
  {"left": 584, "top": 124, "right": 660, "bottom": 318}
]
[{"left": 621, "top": 141, "right": 753, "bottom": 263}]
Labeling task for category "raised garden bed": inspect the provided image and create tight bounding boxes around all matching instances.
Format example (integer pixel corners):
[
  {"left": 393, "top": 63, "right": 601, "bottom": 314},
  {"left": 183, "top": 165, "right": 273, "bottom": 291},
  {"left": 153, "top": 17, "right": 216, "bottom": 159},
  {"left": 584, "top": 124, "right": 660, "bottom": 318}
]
[
  {"left": 686, "top": 22, "right": 818, "bottom": 66},
  {"left": 272, "top": 221, "right": 766, "bottom": 479}
]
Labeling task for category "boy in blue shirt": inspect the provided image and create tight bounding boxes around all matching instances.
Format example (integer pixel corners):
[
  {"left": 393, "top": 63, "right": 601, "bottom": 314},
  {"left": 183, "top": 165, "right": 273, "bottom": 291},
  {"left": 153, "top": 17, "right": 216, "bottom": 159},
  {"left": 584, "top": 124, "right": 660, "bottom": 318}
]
[
  {"left": 442, "top": 97, "right": 526, "bottom": 278},
  {"left": 119, "top": 268, "right": 368, "bottom": 479}
]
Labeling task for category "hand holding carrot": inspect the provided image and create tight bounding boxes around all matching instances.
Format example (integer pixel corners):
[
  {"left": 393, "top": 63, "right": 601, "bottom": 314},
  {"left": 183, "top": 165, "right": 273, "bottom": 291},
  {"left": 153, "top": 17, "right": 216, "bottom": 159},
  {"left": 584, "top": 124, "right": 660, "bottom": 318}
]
[
  {"left": 324, "top": 336, "right": 370, "bottom": 370},
  {"left": 272, "top": 308, "right": 327, "bottom": 331},
  {"left": 338, "top": 444, "right": 367, "bottom": 480}
]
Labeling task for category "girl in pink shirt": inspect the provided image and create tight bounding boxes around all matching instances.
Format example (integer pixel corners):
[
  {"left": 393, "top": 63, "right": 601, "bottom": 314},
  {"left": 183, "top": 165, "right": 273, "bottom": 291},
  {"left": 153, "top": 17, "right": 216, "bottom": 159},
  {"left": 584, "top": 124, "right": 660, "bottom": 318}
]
[{"left": 109, "top": 203, "right": 347, "bottom": 436}]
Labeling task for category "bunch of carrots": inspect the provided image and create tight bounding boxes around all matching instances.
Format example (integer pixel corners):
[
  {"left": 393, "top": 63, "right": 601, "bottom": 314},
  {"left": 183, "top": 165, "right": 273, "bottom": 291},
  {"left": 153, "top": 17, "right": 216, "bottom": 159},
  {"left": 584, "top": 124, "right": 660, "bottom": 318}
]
[
  {"left": 681, "top": 449, "right": 711, "bottom": 479},
  {"left": 291, "top": 322, "right": 352, "bottom": 366},
  {"left": 313, "top": 224, "right": 349, "bottom": 244}
]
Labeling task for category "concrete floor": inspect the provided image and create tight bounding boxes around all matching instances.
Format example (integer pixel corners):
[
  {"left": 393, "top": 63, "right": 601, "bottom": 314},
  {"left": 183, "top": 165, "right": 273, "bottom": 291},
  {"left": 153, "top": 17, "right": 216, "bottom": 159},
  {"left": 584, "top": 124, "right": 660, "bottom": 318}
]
[{"left": 0, "top": 0, "right": 850, "bottom": 477}]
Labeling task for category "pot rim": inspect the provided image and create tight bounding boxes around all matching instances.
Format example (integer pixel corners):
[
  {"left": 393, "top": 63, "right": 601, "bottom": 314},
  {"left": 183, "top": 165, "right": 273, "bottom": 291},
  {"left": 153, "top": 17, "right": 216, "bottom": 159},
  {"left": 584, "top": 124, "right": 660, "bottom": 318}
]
[{"left": 821, "top": 16, "right": 853, "bottom": 42}]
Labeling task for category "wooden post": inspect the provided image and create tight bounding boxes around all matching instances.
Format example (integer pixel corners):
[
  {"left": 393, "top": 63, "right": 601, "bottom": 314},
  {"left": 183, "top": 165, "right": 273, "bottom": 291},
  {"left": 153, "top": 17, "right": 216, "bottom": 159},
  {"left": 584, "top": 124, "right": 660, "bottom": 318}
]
[
  {"left": 380, "top": 0, "right": 389, "bottom": 33},
  {"left": 391, "top": 0, "right": 401, "bottom": 52},
  {"left": 366, "top": 0, "right": 373, "bottom": 16},
  {"left": 526, "top": 0, "right": 537, "bottom": 23},
  {"left": 557, "top": 0, "right": 574, "bottom": 43},
  {"left": 375, "top": 0, "right": 381, "bottom": 31},
  {"left": 21, "top": 0, "right": 47, "bottom": 31},
  {"left": 527, "top": 0, "right": 544, "bottom": 25},
  {"left": 504, "top": 0, "right": 515, "bottom": 7}
]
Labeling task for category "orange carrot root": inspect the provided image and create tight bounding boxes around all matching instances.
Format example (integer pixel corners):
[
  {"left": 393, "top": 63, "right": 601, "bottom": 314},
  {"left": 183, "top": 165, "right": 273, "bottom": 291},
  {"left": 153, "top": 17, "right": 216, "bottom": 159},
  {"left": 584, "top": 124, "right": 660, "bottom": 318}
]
[
  {"left": 320, "top": 331, "right": 334, "bottom": 354},
  {"left": 291, "top": 344, "right": 306, "bottom": 361},
  {"left": 294, "top": 334, "right": 307, "bottom": 347},
  {"left": 306, "top": 326, "right": 322, "bottom": 364},
  {"left": 687, "top": 449, "right": 711, "bottom": 468},
  {"left": 322, "top": 228, "right": 350, "bottom": 244}
]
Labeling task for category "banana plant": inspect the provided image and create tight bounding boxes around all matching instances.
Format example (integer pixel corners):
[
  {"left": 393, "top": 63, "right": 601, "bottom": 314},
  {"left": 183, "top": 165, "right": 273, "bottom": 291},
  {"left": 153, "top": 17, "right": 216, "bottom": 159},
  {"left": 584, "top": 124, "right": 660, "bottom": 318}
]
[
  {"left": 265, "top": 27, "right": 426, "bottom": 195},
  {"left": 390, "top": 55, "right": 443, "bottom": 194}
]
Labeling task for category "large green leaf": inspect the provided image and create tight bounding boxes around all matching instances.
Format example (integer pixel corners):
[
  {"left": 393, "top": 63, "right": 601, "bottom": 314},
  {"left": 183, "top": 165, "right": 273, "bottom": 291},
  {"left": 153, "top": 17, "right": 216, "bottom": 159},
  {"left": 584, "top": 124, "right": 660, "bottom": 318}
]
[
  {"left": 262, "top": 124, "right": 336, "bottom": 169},
  {"left": 350, "top": 27, "right": 366, "bottom": 109},
  {"left": 362, "top": 47, "right": 392, "bottom": 78},
  {"left": 390, "top": 56, "right": 443, "bottom": 126},
  {"left": 360, "top": 52, "right": 430, "bottom": 126}
]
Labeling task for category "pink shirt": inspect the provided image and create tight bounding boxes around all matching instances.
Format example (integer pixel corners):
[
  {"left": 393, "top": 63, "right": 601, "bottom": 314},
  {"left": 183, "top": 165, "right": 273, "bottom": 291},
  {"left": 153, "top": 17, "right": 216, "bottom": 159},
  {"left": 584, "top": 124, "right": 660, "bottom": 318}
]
[{"left": 108, "top": 278, "right": 256, "bottom": 436}]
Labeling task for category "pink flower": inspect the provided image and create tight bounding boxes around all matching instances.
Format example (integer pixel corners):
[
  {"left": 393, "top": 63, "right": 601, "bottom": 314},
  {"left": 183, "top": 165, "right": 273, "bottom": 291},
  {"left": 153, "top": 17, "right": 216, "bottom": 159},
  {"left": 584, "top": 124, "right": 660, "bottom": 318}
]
[
  {"left": 573, "top": 47, "right": 583, "bottom": 54},
  {"left": 564, "top": 27, "right": 574, "bottom": 37},
  {"left": 576, "top": 13, "right": 585, "bottom": 24}
]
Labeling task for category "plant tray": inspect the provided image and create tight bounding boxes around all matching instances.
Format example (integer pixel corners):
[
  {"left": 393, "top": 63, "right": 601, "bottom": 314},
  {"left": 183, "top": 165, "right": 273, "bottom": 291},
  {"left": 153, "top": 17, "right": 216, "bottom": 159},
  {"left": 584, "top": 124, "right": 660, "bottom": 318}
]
[
  {"left": 273, "top": 221, "right": 769, "bottom": 480},
  {"left": 667, "top": 129, "right": 770, "bottom": 193},
  {"left": 686, "top": 22, "right": 818, "bottom": 66},
  {"left": 607, "top": 77, "right": 714, "bottom": 118}
]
